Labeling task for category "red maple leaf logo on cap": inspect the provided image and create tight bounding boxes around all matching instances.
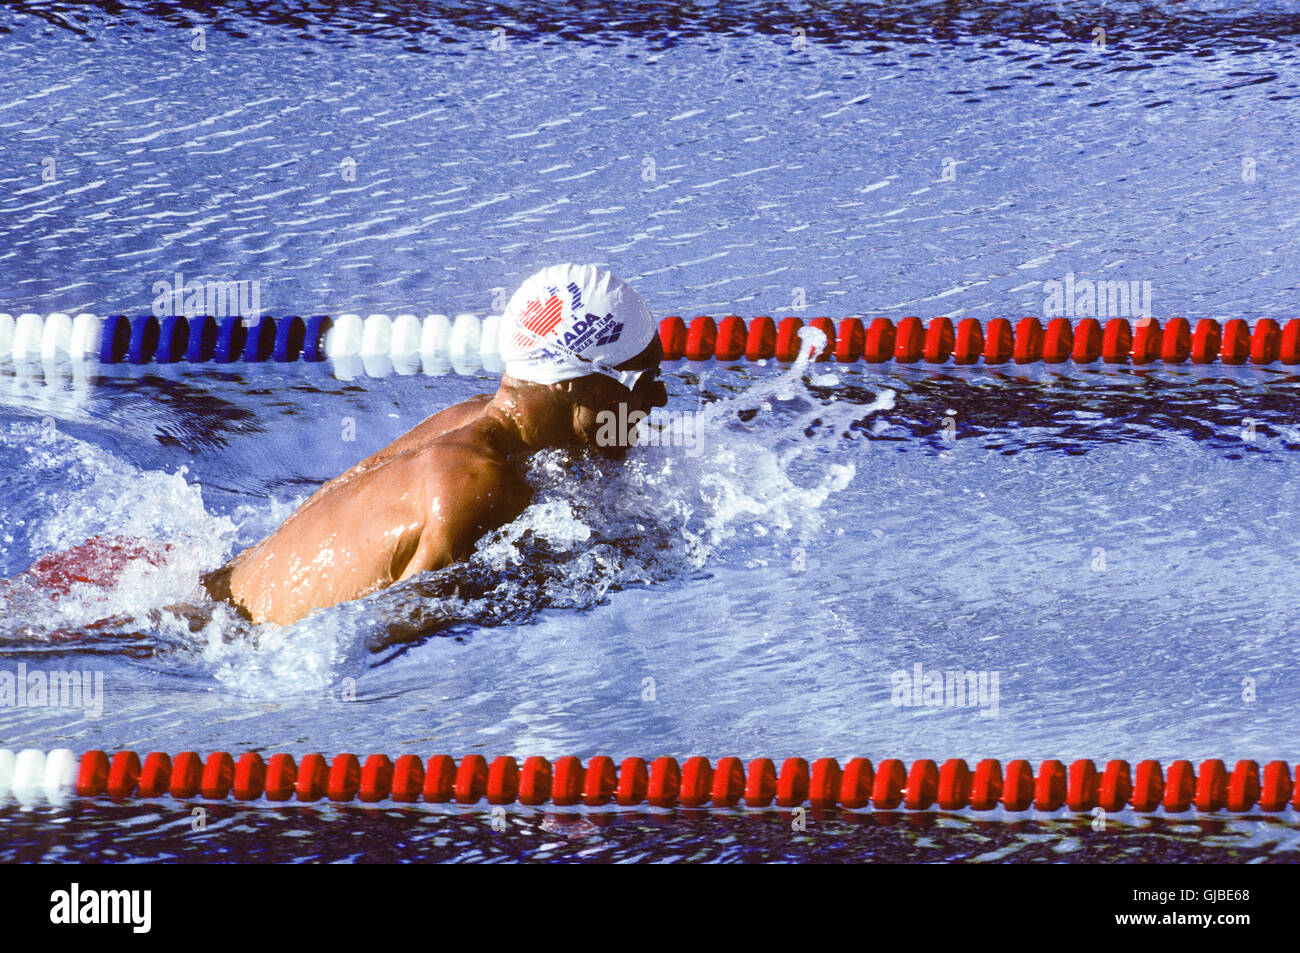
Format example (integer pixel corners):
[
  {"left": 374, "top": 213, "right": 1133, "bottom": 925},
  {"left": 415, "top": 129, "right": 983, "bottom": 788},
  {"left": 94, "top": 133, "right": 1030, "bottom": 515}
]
[{"left": 520, "top": 292, "right": 564, "bottom": 338}]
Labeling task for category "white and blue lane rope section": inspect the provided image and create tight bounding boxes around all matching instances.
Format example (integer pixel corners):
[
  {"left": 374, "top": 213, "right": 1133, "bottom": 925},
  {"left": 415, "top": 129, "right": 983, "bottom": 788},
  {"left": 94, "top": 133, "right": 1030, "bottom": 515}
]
[{"left": 0, "top": 312, "right": 505, "bottom": 376}]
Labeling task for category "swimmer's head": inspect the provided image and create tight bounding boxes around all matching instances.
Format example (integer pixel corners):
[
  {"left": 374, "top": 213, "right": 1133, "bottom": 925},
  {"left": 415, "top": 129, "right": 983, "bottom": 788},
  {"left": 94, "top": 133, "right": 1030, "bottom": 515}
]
[
  {"left": 498, "top": 264, "right": 667, "bottom": 456},
  {"left": 499, "top": 263, "right": 658, "bottom": 390}
]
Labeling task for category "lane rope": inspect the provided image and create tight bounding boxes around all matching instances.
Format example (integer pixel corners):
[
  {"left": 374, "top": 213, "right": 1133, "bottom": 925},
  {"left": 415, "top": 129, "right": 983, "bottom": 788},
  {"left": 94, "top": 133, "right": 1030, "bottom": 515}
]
[
  {"left": 2, "top": 749, "right": 1296, "bottom": 813},
  {"left": 2, "top": 313, "right": 1298, "bottom": 368}
]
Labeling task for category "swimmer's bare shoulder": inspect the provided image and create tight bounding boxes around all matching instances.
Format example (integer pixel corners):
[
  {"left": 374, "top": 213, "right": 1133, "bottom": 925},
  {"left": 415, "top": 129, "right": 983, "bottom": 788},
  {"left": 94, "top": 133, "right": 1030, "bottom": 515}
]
[
  {"left": 218, "top": 415, "right": 531, "bottom": 625},
  {"left": 397, "top": 418, "right": 533, "bottom": 574},
  {"left": 308, "top": 393, "right": 495, "bottom": 501}
]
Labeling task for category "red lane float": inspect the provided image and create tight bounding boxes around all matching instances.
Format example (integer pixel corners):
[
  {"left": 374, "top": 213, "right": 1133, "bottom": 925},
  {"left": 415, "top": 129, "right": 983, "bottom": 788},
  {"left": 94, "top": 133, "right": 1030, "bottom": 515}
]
[
  {"left": 519, "top": 757, "right": 552, "bottom": 806},
  {"left": 297, "top": 753, "right": 328, "bottom": 802},
  {"left": 50, "top": 751, "right": 1300, "bottom": 813},
  {"left": 1035, "top": 760, "right": 1066, "bottom": 812},
  {"left": 774, "top": 318, "right": 804, "bottom": 362},
  {"left": 553, "top": 755, "right": 585, "bottom": 806},
  {"left": 1191, "top": 319, "right": 1220, "bottom": 363},
  {"left": 1101, "top": 318, "right": 1132, "bottom": 363},
  {"left": 139, "top": 752, "right": 172, "bottom": 798},
  {"left": 713, "top": 757, "right": 745, "bottom": 807},
  {"left": 1132, "top": 760, "right": 1164, "bottom": 813},
  {"left": 684, "top": 316, "right": 716, "bottom": 361},
  {"left": 267, "top": 754, "right": 298, "bottom": 801},
  {"left": 1131, "top": 318, "right": 1161, "bottom": 365},
  {"left": 954, "top": 318, "right": 983, "bottom": 364},
  {"left": 1043, "top": 318, "right": 1073, "bottom": 363},
  {"left": 25, "top": 535, "right": 174, "bottom": 598},
  {"left": 234, "top": 753, "right": 266, "bottom": 801},
  {"left": 808, "top": 317, "right": 837, "bottom": 361},
  {"left": 1014, "top": 318, "right": 1043, "bottom": 364},
  {"left": 360, "top": 754, "right": 393, "bottom": 803},
  {"left": 482, "top": 755, "right": 516, "bottom": 805},
  {"left": 680, "top": 756, "right": 713, "bottom": 807},
  {"left": 617, "top": 758, "right": 648, "bottom": 806},
  {"left": 894, "top": 317, "right": 925, "bottom": 363},
  {"left": 648, "top": 756, "right": 681, "bottom": 807},
  {"left": 645, "top": 316, "right": 1300, "bottom": 366},
  {"left": 938, "top": 758, "right": 971, "bottom": 810},
  {"left": 1001, "top": 760, "right": 1035, "bottom": 811},
  {"left": 1221, "top": 320, "right": 1250, "bottom": 365},
  {"left": 864, "top": 318, "right": 895, "bottom": 362},
  {"left": 715, "top": 315, "right": 747, "bottom": 361},
  {"left": 1282, "top": 320, "right": 1300, "bottom": 364},
  {"left": 810, "top": 758, "right": 842, "bottom": 807},
  {"left": 202, "top": 751, "right": 234, "bottom": 800},
  {"left": 107, "top": 751, "right": 141, "bottom": 799},
  {"left": 1162, "top": 318, "right": 1191, "bottom": 363},
  {"left": 1072, "top": 318, "right": 1102, "bottom": 362},
  {"left": 923, "top": 318, "right": 954, "bottom": 363},
  {"left": 745, "top": 316, "right": 776, "bottom": 360},
  {"left": 834, "top": 317, "right": 865, "bottom": 363},
  {"left": 1251, "top": 319, "right": 1280, "bottom": 365},
  {"left": 841, "top": 758, "right": 874, "bottom": 809},
  {"left": 583, "top": 756, "right": 616, "bottom": 806},
  {"left": 984, "top": 318, "right": 1014, "bottom": 364},
  {"left": 658, "top": 316, "right": 686, "bottom": 361}
]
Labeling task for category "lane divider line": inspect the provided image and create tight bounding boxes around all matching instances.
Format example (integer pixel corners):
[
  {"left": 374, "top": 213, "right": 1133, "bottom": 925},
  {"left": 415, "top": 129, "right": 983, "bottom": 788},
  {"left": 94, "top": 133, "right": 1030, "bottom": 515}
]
[
  {"left": 4, "top": 314, "right": 1300, "bottom": 368},
  {"left": 1, "top": 750, "right": 1295, "bottom": 813}
]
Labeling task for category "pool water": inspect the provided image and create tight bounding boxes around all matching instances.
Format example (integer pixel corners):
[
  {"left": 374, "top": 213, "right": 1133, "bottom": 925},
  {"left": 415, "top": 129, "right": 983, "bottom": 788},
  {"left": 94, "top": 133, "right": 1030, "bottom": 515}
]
[
  {"left": 2, "top": 0, "right": 1300, "bottom": 862},
  {"left": 3, "top": 358, "right": 1299, "bottom": 861}
]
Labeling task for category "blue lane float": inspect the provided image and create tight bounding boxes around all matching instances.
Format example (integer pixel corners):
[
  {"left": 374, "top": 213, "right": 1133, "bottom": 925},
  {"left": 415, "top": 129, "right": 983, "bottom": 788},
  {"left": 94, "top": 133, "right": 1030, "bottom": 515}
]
[
  {"left": 302, "top": 315, "right": 331, "bottom": 362},
  {"left": 157, "top": 315, "right": 189, "bottom": 364},
  {"left": 98, "top": 314, "right": 132, "bottom": 364},
  {"left": 242, "top": 315, "right": 277, "bottom": 362},
  {"left": 186, "top": 315, "right": 217, "bottom": 363},
  {"left": 214, "top": 316, "right": 245, "bottom": 364},
  {"left": 127, "top": 315, "right": 160, "bottom": 365},
  {"left": 274, "top": 315, "right": 306, "bottom": 362}
]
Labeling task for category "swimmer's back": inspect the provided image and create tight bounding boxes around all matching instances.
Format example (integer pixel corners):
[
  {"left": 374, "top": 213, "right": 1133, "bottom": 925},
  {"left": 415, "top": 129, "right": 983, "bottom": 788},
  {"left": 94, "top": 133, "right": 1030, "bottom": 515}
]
[
  {"left": 306, "top": 393, "right": 494, "bottom": 502},
  {"left": 217, "top": 408, "right": 529, "bottom": 625}
]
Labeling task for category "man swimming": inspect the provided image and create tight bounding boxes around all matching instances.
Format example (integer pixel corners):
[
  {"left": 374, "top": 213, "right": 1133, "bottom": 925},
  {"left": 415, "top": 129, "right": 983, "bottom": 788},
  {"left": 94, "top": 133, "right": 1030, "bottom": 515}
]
[{"left": 201, "top": 263, "right": 667, "bottom": 625}]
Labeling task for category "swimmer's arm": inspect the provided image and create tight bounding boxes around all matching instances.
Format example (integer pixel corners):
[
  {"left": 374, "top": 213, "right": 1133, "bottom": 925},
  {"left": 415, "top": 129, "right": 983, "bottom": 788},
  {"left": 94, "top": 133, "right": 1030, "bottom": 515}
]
[{"left": 397, "top": 461, "right": 530, "bottom": 580}]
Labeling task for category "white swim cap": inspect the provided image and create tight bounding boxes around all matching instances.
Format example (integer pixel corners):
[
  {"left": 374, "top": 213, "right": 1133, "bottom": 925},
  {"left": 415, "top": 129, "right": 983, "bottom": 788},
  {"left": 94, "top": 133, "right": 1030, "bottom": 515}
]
[{"left": 499, "top": 263, "right": 656, "bottom": 389}]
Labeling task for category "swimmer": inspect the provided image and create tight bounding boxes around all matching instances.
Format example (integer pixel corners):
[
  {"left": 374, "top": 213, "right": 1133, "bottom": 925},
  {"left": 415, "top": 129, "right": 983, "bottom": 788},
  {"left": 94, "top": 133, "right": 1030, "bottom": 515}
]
[{"left": 198, "top": 263, "right": 668, "bottom": 625}]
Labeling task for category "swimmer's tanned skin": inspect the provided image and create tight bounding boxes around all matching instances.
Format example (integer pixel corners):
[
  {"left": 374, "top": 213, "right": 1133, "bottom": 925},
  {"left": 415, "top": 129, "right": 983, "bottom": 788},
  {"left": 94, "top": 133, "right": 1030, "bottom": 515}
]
[{"left": 205, "top": 339, "right": 667, "bottom": 625}]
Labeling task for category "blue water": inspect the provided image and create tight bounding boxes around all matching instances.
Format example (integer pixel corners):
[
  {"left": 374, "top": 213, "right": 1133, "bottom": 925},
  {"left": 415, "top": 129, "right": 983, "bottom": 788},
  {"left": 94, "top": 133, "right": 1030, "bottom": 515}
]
[
  {"left": 3, "top": 0, "right": 1299, "bottom": 322},
  {"left": 2, "top": 0, "right": 1300, "bottom": 862}
]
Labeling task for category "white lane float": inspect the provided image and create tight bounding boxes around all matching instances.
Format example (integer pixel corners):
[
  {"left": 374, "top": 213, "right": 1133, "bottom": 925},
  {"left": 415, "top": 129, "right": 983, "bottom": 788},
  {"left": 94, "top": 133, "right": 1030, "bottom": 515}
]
[
  {"left": 13, "top": 313, "right": 43, "bottom": 361},
  {"left": 480, "top": 314, "right": 504, "bottom": 373},
  {"left": 323, "top": 312, "right": 363, "bottom": 358},
  {"left": 70, "top": 313, "right": 101, "bottom": 362},
  {"left": 390, "top": 313, "right": 422, "bottom": 359},
  {"left": 43, "top": 749, "right": 77, "bottom": 804},
  {"left": 449, "top": 313, "right": 481, "bottom": 374},
  {"left": 11, "top": 748, "right": 46, "bottom": 805},
  {"left": 361, "top": 313, "right": 392, "bottom": 356},
  {"left": 420, "top": 314, "right": 452, "bottom": 359},
  {"left": 40, "top": 313, "right": 72, "bottom": 360}
]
